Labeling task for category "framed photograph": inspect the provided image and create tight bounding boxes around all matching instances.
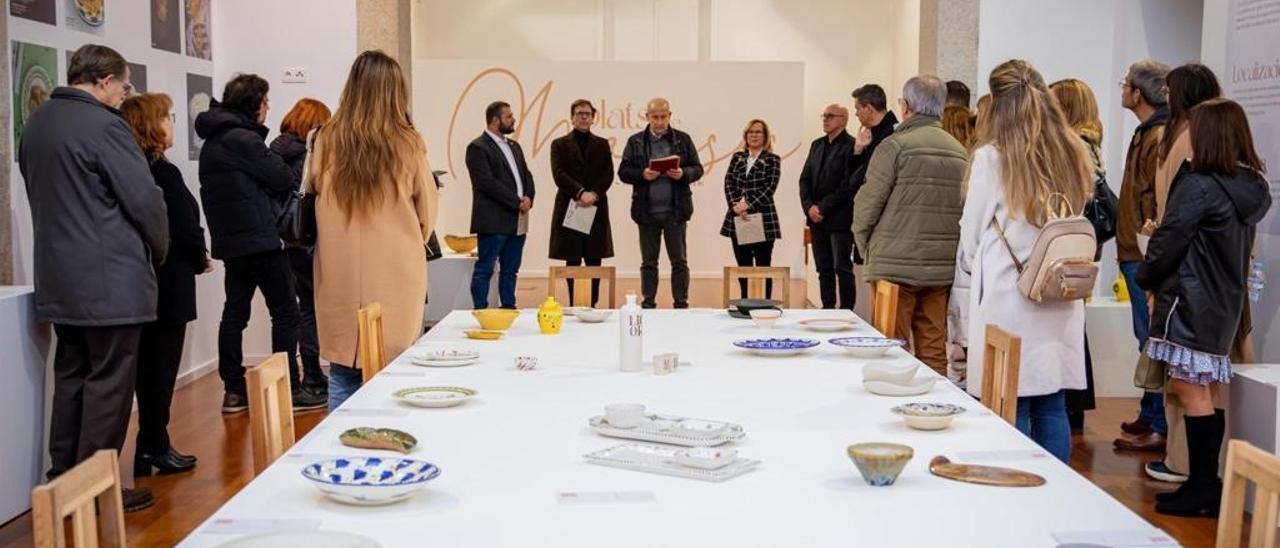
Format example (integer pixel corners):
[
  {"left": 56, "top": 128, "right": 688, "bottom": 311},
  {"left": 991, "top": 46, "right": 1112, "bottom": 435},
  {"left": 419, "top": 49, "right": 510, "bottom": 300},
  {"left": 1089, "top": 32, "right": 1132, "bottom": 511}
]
[
  {"left": 66, "top": 0, "right": 105, "bottom": 35},
  {"left": 13, "top": 42, "right": 59, "bottom": 148},
  {"left": 151, "top": 0, "right": 180, "bottom": 53},
  {"left": 185, "top": 0, "right": 211, "bottom": 60},
  {"left": 10, "top": 0, "right": 56, "bottom": 25},
  {"left": 187, "top": 73, "right": 212, "bottom": 160}
]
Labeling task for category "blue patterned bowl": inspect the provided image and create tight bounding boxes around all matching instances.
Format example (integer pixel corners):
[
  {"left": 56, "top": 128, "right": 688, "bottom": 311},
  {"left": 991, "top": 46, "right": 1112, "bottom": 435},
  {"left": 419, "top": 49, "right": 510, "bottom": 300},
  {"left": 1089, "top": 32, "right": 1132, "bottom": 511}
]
[
  {"left": 892, "top": 402, "right": 967, "bottom": 430},
  {"left": 301, "top": 457, "right": 441, "bottom": 506},
  {"left": 828, "top": 337, "right": 908, "bottom": 358},
  {"left": 732, "top": 337, "right": 820, "bottom": 356},
  {"left": 847, "top": 443, "right": 913, "bottom": 486}
]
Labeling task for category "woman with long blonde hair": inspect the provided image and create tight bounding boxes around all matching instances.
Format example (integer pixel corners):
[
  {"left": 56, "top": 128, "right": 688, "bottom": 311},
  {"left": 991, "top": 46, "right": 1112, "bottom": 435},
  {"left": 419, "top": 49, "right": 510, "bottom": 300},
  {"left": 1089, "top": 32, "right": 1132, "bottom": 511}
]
[
  {"left": 958, "top": 59, "right": 1093, "bottom": 462},
  {"left": 309, "top": 50, "right": 438, "bottom": 410}
]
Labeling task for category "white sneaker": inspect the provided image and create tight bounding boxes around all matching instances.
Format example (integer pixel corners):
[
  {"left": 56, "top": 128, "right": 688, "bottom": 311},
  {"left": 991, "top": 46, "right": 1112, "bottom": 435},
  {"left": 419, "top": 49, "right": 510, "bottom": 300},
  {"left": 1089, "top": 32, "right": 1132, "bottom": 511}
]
[{"left": 1145, "top": 461, "right": 1188, "bottom": 483}]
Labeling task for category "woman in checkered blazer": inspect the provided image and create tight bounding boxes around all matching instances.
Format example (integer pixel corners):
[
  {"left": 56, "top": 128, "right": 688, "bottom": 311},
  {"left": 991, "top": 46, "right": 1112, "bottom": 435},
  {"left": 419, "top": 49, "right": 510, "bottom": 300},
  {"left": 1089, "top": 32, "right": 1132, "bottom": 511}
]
[{"left": 721, "top": 119, "right": 782, "bottom": 299}]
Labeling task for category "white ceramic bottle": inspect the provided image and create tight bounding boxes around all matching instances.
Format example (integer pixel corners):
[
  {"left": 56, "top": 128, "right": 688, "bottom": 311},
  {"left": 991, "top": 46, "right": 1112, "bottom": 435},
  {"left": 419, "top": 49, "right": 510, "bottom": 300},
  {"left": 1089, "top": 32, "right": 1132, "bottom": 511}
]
[{"left": 619, "top": 292, "right": 643, "bottom": 372}]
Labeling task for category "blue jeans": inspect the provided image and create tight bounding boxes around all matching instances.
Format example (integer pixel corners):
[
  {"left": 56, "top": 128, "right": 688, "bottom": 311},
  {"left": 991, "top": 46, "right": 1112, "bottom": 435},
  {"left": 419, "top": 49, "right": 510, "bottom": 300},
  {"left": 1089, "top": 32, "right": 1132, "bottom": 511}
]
[
  {"left": 1120, "top": 261, "right": 1166, "bottom": 434},
  {"left": 472, "top": 234, "right": 526, "bottom": 309},
  {"left": 1016, "top": 390, "right": 1071, "bottom": 463},
  {"left": 328, "top": 364, "right": 362, "bottom": 412}
]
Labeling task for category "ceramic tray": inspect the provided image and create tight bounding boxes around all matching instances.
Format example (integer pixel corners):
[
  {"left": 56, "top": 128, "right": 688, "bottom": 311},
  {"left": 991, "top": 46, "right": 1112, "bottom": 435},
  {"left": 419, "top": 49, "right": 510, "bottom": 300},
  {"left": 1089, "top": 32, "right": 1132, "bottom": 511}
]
[
  {"left": 584, "top": 443, "right": 760, "bottom": 482},
  {"left": 588, "top": 414, "right": 746, "bottom": 447},
  {"left": 928, "top": 455, "right": 1046, "bottom": 487}
]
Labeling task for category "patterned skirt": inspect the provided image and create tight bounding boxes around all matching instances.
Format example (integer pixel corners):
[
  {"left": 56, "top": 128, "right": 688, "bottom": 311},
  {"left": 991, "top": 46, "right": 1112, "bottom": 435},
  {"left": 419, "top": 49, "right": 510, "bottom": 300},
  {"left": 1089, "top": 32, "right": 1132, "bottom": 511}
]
[{"left": 1147, "top": 338, "right": 1232, "bottom": 385}]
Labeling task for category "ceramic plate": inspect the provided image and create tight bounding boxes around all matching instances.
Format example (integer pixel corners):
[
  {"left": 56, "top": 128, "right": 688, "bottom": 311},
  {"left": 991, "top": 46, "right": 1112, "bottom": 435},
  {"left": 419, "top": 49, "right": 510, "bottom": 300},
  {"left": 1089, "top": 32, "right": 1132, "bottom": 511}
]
[
  {"left": 301, "top": 457, "right": 440, "bottom": 506},
  {"left": 216, "top": 531, "right": 380, "bottom": 548},
  {"left": 829, "top": 336, "right": 907, "bottom": 358},
  {"left": 563, "top": 306, "right": 590, "bottom": 316},
  {"left": 409, "top": 356, "right": 479, "bottom": 368},
  {"left": 394, "top": 386, "right": 477, "bottom": 408},
  {"left": 862, "top": 377, "right": 937, "bottom": 397},
  {"left": 464, "top": 329, "right": 504, "bottom": 340},
  {"left": 412, "top": 347, "right": 479, "bottom": 361},
  {"left": 732, "top": 337, "right": 820, "bottom": 356},
  {"left": 797, "top": 318, "right": 858, "bottom": 332}
]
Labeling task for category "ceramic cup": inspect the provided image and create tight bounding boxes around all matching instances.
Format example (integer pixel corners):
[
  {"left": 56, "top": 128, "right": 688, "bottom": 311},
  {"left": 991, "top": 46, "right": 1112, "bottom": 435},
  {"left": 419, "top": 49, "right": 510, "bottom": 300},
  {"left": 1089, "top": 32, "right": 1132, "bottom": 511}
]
[
  {"left": 605, "top": 403, "right": 646, "bottom": 428},
  {"left": 846, "top": 442, "right": 914, "bottom": 486},
  {"left": 515, "top": 356, "right": 538, "bottom": 371}
]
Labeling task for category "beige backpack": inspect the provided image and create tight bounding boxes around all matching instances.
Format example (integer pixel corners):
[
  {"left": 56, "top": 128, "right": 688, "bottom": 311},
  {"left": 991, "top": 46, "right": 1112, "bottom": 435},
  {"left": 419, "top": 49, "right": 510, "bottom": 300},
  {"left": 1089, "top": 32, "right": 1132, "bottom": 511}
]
[{"left": 993, "top": 194, "right": 1099, "bottom": 302}]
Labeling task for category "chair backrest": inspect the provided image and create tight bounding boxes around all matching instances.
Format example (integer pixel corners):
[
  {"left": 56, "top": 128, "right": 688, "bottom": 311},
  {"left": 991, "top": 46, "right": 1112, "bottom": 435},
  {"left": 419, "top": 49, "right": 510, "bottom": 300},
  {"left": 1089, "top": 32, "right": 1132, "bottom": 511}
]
[
  {"left": 722, "top": 266, "right": 791, "bottom": 308},
  {"left": 981, "top": 323, "right": 1021, "bottom": 425},
  {"left": 358, "top": 302, "right": 388, "bottom": 382},
  {"left": 1218, "top": 439, "right": 1280, "bottom": 548},
  {"left": 548, "top": 266, "right": 617, "bottom": 308},
  {"left": 31, "top": 449, "right": 126, "bottom": 548},
  {"left": 245, "top": 353, "right": 296, "bottom": 475},
  {"left": 871, "top": 280, "right": 901, "bottom": 337}
]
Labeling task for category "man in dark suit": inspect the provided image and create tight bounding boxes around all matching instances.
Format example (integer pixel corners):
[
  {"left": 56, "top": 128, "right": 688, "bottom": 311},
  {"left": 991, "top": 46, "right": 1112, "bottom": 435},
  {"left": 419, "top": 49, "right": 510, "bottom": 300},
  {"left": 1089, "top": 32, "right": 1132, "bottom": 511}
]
[
  {"left": 467, "top": 101, "right": 536, "bottom": 309},
  {"left": 799, "top": 104, "right": 857, "bottom": 310}
]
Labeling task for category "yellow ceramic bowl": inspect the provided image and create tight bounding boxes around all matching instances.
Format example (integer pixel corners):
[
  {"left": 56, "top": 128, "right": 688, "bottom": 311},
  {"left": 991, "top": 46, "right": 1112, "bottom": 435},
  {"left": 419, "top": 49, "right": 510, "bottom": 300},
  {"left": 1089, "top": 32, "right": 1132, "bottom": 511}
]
[
  {"left": 472, "top": 309, "right": 520, "bottom": 331},
  {"left": 465, "top": 329, "right": 504, "bottom": 340},
  {"left": 444, "top": 234, "right": 478, "bottom": 254}
]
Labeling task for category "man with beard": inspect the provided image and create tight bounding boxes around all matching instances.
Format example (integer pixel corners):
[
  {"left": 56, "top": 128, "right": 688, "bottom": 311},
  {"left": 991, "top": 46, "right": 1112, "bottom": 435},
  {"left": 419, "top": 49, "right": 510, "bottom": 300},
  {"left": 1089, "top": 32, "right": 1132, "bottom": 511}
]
[{"left": 467, "top": 101, "right": 536, "bottom": 309}]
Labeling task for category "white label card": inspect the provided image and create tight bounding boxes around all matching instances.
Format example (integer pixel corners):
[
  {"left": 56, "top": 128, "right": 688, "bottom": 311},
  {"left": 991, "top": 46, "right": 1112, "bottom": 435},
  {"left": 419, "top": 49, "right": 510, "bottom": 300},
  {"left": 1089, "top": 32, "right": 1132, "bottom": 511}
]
[
  {"left": 557, "top": 491, "right": 657, "bottom": 504},
  {"left": 201, "top": 518, "right": 322, "bottom": 535}
]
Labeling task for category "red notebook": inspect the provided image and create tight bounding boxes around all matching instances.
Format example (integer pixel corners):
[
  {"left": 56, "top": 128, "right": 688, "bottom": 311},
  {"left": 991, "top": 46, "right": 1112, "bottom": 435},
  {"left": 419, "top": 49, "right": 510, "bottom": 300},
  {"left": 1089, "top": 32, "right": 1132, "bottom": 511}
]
[{"left": 647, "top": 155, "right": 680, "bottom": 173}]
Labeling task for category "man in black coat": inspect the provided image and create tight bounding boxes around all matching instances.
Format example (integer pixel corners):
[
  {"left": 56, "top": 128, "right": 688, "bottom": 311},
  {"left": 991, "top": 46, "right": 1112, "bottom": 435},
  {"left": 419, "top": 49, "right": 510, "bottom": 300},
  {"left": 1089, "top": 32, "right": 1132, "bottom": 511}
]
[
  {"left": 799, "top": 104, "right": 857, "bottom": 309},
  {"left": 196, "top": 74, "right": 325, "bottom": 413},
  {"left": 617, "top": 98, "right": 704, "bottom": 308},
  {"left": 548, "top": 99, "right": 614, "bottom": 307},
  {"left": 467, "top": 101, "right": 536, "bottom": 309},
  {"left": 19, "top": 45, "right": 167, "bottom": 511}
]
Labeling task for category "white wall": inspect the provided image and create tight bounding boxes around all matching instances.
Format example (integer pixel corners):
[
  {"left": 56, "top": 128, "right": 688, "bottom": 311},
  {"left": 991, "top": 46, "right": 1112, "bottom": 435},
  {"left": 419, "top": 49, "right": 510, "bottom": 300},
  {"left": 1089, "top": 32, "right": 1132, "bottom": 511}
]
[
  {"left": 976, "top": 0, "right": 1205, "bottom": 294},
  {"left": 413, "top": 0, "right": 921, "bottom": 277}
]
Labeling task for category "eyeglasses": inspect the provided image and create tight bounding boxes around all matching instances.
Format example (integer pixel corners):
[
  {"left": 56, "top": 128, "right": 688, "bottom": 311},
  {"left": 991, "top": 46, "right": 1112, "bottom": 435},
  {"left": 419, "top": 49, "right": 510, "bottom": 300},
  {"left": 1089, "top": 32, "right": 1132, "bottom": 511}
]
[
  {"left": 820, "top": 114, "right": 846, "bottom": 120},
  {"left": 168, "top": 112, "right": 177, "bottom": 122},
  {"left": 1118, "top": 80, "right": 1132, "bottom": 90}
]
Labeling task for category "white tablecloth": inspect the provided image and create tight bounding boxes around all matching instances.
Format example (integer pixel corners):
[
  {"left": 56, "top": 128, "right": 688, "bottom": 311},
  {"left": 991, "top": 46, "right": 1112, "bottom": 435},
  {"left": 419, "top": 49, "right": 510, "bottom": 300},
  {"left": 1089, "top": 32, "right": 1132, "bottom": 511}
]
[{"left": 181, "top": 310, "right": 1163, "bottom": 547}]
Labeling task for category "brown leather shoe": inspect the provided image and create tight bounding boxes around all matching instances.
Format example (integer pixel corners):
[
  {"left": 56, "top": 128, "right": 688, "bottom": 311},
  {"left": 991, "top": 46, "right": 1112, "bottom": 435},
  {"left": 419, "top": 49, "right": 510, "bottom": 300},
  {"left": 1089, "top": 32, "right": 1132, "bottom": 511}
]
[
  {"left": 1120, "top": 419, "right": 1153, "bottom": 436},
  {"left": 1114, "top": 432, "right": 1167, "bottom": 451}
]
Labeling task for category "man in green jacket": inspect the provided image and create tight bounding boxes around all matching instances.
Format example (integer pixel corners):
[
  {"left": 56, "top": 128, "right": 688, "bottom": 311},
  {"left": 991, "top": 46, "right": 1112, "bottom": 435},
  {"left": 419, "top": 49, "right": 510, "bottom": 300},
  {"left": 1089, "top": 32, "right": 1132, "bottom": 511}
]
[{"left": 853, "top": 74, "right": 969, "bottom": 375}]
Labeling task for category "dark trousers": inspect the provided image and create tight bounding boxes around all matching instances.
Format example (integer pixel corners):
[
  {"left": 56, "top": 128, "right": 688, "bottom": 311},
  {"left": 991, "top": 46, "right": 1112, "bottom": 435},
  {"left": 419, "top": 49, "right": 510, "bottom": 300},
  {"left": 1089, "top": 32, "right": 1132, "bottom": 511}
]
[
  {"left": 48, "top": 324, "right": 142, "bottom": 479},
  {"left": 288, "top": 247, "right": 324, "bottom": 385},
  {"left": 730, "top": 235, "right": 775, "bottom": 299},
  {"left": 810, "top": 226, "right": 855, "bottom": 309},
  {"left": 564, "top": 257, "right": 602, "bottom": 307},
  {"left": 218, "top": 250, "right": 300, "bottom": 395},
  {"left": 473, "top": 233, "right": 526, "bottom": 309},
  {"left": 135, "top": 322, "right": 187, "bottom": 455},
  {"left": 638, "top": 215, "right": 689, "bottom": 308}
]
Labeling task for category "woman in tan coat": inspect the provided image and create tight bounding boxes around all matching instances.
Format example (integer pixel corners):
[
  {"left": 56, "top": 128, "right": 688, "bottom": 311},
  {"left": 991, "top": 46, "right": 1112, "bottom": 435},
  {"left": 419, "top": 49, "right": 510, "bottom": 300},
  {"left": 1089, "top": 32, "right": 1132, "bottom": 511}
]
[{"left": 308, "top": 50, "right": 438, "bottom": 410}]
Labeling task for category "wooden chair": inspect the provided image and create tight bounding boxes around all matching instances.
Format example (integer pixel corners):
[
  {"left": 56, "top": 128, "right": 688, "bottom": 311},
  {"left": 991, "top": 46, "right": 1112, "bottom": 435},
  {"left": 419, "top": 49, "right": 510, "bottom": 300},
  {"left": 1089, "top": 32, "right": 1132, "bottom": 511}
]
[
  {"left": 548, "top": 266, "right": 617, "bottom": 308},
  {"left": 246, "top": 353, "right": 296, "bottom": 475},
  {"left": 981, "top": 324, "right": 1022, "bottom": 425},
  {"left": 358, "top": 302, "right": 388, "bottom": 382},
  {"left": 722, "top": 266, "right": 790, "bottom": 308},
  {"left": 1218, "top": 439, "right": 1280, "bottom": 548},
  {"left": 871, "top": 280, "right": 901, "bottom": 337},
  {"left": 31, "top": 450, "right": 126, "bottom": 548}
]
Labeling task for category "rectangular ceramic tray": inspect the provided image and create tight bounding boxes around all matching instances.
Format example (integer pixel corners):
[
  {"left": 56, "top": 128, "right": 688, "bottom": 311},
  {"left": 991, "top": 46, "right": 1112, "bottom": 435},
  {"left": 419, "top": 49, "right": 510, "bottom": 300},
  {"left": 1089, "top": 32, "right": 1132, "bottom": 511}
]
[
  {"left": 587, "top": 414, "right": 746, "bottom": 447},
  {"left": 584, "top": 443, "right": 760, "bottom": 482}
]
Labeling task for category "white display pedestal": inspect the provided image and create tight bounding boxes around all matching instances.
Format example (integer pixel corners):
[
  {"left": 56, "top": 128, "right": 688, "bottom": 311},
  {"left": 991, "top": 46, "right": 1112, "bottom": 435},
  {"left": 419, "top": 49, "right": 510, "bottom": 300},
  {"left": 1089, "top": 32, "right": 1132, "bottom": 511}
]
[
  {"left": 0, "top": 286, "right": 52, "bottom": 523},
  {"left": 425, "top": 252, "right": 498, "bottom": 325},
  {"left": 1230, "top": 363, "right": 1280, "bottom": 454},
  {"left": 1086, "top": 299, "right": 1144, "bottom": 398}
]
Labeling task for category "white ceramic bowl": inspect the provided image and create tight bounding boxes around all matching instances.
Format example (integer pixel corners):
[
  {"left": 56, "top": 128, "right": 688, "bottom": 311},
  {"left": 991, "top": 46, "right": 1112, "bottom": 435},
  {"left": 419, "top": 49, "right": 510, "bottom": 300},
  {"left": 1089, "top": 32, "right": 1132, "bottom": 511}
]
[
  {"left": 674, "top": 447, "right": 738, "bottom": 470},
  {"left": 749, "top": 309, "right": 782, "bottom": 328},
  {"left": 861, "top": 362, "right": 919, "bottom": 385},
  {"left": 891, "top": 402, "right": 967, "bottom": 431},
  {"left": 576, "top": 309, "right": 612, "bottom": 323},
  {"left": 301, "top": 456, "right": 440, "bottom": 506},
  {"left": 862, "top": 377, "right": 937, "bottom": 397}
]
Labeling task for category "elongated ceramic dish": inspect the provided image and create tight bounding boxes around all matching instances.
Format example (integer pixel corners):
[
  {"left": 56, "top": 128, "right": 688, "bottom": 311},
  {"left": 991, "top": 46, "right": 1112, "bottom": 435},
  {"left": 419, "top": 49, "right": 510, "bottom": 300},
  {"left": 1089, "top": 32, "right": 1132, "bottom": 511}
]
[
  {"left": 584, "top": 444, "right": 759, "bottom": 482},
  {"left": 928, "top": 455, "right": 1046, "bottom": 487},
  {"left": 862, "top": 377, "right": 936, "bottom": 397},
  {"left": 588, "top": 414, "right": 746, "bottom": 447},
  {"left": 393, "top": 386, "right": 477, "bottom": 408}
]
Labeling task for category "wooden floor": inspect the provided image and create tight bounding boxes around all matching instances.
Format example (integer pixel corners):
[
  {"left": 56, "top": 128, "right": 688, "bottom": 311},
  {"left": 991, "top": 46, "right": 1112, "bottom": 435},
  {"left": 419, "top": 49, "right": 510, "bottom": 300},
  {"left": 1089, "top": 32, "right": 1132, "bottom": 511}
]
[{"left": 0, "top": 372, "right": 1219, "bottom": 547}]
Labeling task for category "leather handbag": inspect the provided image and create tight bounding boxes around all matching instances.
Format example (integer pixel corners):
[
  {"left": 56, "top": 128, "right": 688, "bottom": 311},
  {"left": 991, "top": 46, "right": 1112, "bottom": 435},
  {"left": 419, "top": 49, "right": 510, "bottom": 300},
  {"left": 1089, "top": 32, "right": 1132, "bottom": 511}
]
[
  {"left": 1133, "top": 345, "right": 1167, "bottom": 390},
  {"left": 277, "top": 129, "right": 320, "bottom": 247}
]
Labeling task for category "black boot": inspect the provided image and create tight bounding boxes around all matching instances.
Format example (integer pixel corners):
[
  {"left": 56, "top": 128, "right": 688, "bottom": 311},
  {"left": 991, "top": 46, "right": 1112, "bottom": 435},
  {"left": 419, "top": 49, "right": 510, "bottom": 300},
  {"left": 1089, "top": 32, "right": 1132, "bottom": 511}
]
[
  {"left": 134, "top": 449, "right": 196, "bottom": 477},
  {"left": 302, "top": 355, "right": 328, "bottom": 394},
  {"left": 1155, "top": 413, "right": 1223, "bottom": 516}
]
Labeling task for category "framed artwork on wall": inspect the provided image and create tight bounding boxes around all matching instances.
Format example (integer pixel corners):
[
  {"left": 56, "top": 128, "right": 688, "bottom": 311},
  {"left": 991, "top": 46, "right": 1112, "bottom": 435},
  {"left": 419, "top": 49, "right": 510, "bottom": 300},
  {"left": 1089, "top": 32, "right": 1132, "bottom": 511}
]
[
  {"left": 187, "top": 73, "right": 211, "bottom": 160},
  {"left": 65, "top": 0, "right": 105, "bottom": 35},
  {"left": 151, "top": 0, "right": 181, "bottom": 53},
  {"left": 10, "top": 0, "right": 56, "bottom": 25},
  {"left": 13, "top": 42, "right": 59, "bottom": 149},
  {"left": 185, "top": 0, "right": 211, "bottom": 60}
]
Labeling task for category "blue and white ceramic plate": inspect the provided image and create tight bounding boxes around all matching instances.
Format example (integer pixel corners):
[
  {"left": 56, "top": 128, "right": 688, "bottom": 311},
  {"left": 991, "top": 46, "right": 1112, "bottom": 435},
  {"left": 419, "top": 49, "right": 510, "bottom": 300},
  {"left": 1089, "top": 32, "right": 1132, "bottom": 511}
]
[
  {"left": 828, "top": 337, "right": 908, "bottom": 358},
  {"left": 301, "top": 457, "right": 441, "bottom": 506},
  {"left": 891, "top": 402, "right": 967, "bottom": 417},
  {"left": 733, "top": 337, "right": 820, "bottom": 356}
]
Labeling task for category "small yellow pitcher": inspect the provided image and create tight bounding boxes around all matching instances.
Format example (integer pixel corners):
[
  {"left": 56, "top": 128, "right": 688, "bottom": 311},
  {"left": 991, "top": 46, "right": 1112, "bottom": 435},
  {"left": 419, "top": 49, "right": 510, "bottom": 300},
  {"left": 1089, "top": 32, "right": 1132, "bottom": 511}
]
[{"left": 537, "top": 296, "right": 564, "bottom": 334}]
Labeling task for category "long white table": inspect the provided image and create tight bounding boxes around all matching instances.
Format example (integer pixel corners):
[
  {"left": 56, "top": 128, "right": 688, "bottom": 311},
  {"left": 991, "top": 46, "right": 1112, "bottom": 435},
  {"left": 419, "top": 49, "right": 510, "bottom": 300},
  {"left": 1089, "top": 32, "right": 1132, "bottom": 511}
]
[{"left": 182, "top": 309, "right": 1167, "bottom": 547}]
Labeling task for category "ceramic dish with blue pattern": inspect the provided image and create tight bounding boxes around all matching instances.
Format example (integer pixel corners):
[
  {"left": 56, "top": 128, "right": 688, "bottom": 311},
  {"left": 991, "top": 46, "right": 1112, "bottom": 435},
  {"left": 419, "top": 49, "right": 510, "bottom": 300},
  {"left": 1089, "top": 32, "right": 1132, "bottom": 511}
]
[
  {"left": 301, "top": 456, "right": 441, "bottom": 506},
  {"left": 732, "top": 337, "right": 820, "bottom": 356},
  {"left": 828, "top": 336, "right": 908, "bottom": 358},
  {"left": 891, "top": 402, "right": 967, "bottom": 431}
]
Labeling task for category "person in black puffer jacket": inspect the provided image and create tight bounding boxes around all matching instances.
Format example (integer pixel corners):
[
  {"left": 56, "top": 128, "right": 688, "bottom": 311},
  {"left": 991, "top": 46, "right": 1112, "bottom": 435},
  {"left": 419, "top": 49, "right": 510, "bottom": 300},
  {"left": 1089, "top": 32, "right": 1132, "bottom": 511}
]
[
  {"left": 1137, "top": 98, "right": 1271, "bottom": 517},
  {"left": 269, "top": 98, "right": 332, "bottom": 395},
  {"left": 196, "top": 74, "right": 326, "bottom": 413}
]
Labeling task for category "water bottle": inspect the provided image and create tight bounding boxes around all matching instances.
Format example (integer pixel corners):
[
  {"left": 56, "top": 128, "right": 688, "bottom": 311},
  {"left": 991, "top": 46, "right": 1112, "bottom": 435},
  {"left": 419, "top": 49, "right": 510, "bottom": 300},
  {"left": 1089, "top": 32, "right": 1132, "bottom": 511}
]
[
  {"left": 1249, "top": 259, "right": 1265, "bottom": 303},
  {"left": 619, "top": 292, "right": 643, "bottom": 372}
]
